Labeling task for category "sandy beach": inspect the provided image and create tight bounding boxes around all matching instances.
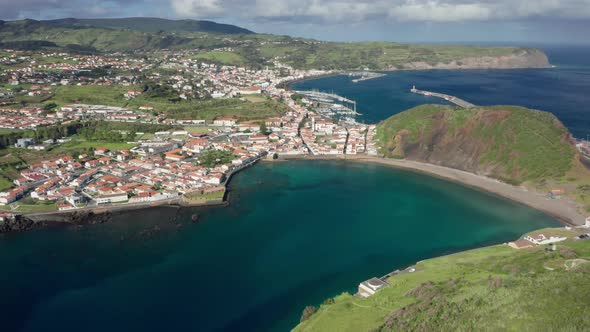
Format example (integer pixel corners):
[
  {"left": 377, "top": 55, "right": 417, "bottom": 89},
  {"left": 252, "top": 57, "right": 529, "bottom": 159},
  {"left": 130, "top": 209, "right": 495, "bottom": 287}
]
[{"left": 271, "top": 155, "right": 587, "bottom": 226}]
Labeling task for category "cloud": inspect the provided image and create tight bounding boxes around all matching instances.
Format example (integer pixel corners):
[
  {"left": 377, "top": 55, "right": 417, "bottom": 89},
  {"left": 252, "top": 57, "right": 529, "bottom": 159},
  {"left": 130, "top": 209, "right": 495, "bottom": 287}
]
[
  {"left": 167, "top": 0, "right": 590, "bottom": 23},
  {"left": 2, "top": 0, "right": 590, "bottom": 24},
  {"left": 389, "top": 2, "right": 492, "bottom": 22},
  {"left": 0, "top": 0, "right": 149, "bottom": 20},
  {"left": 170, "top": 0, "right": 224, "bottom": 17}
]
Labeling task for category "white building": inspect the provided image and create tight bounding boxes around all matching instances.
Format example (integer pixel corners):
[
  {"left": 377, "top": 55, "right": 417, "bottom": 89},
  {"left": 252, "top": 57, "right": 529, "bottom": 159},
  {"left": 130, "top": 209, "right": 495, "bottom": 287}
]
[
  {"left": 523, "top": 233, "right": 567, "bottom": 245},
  {"left": 94, "top": 193, "right": 128, "bottom": 205},
  {"left": 213, "top": 117, "right": 237, "bottom": 127},
  {"left": 358, "top": 278, "right": 388, "bottom": 298}
]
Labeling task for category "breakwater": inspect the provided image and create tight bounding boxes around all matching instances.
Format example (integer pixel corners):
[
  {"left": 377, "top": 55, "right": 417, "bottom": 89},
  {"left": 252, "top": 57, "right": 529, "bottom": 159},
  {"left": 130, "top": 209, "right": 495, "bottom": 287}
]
[{"left": 410, "top": 86, "right": 476, "bottom": 108}]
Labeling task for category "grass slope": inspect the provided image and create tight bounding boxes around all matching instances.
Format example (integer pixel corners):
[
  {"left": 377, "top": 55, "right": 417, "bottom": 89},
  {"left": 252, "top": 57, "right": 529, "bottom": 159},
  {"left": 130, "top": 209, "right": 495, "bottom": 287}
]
[
  {"left": 42, "top": 17, "right": 254, "bottom": 34},
  {"left": 193, "top": 51, "right": 247, "bottom": 66},
  {"left": 274, "top": 42, "right": 534, "bottom": 70},
  {"left": 16, "top": 85, "right": 286, "bottom": 122},
  {"left": 295, "top": 231, "right": 590, "bottom": 331},
  {"left": 376, "top": 105, "right": 577, "bottom": 185},
  {"left": 0, "top": 19, "right": 547, "bottom": 70}
]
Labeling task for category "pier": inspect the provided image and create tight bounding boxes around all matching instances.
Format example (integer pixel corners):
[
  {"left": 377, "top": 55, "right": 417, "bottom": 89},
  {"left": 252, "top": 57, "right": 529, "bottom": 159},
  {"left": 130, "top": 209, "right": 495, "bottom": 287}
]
[
  {"left": 348, "top": 71, "right": 386, "bottom": 83},
  {"left": 410, "top": 86, "right": 476, "bottom": 109}
]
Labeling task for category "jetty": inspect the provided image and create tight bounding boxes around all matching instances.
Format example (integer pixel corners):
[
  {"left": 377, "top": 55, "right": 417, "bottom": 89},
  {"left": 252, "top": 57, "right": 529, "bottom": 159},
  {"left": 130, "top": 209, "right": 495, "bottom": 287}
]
[
  {"left": 411, "top": 86, "right": 476, "bottom": 109},
  {"left": 348, "top": 71, "right": 386, "bottom": 83}
]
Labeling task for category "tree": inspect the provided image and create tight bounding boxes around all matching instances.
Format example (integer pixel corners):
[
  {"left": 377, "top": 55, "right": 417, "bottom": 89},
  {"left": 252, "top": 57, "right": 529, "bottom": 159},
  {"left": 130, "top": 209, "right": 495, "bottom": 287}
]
[
  {"left": 197, "top": 149, "right": 235, "bottom": 168},
  {"left": 43, "top": 102, "right": 57, "bottom": 111},
  {"left": 259, "top": 122, "right": 270, "bottom": 135}
]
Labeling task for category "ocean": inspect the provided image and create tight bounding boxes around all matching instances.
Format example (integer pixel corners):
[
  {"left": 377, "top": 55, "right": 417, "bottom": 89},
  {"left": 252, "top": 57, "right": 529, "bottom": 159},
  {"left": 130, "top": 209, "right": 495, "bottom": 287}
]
[
  {"left": 2, "top": 44, "right": 588, "bottom": 332},
  {"left": 0, "top": 161, "right": 558, "bottom": 332},
  {"left": 293, "top": 45, "right": 590, "bottom": 138}
]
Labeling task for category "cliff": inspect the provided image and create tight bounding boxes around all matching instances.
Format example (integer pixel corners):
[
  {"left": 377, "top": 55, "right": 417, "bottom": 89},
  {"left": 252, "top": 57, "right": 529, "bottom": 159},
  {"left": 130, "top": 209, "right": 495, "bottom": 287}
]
[
  {"left": 294, "top": 228, "right": 590, "bottom": 331},
  {"left": 398, "top": 48, "right": 550, "bottom": 70},
  {"left": 375, "top": 105, "right": 577, "bottom": 185}
]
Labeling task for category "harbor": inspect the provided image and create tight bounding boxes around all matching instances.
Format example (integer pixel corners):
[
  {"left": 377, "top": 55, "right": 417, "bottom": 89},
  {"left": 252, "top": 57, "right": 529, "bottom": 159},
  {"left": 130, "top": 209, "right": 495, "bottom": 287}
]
[{"left": 294, "top": 89, "right": 360, "bottom": 124}]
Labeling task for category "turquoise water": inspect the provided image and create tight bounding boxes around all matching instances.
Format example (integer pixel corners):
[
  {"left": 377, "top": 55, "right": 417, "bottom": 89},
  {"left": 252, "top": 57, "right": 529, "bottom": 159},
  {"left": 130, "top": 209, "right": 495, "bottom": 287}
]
[
  {"left": 0, "top": 161, "right": 559, "bottom": 331},
  {"left": 293, "top": 45, "right": 590, "bottom": 137},
  {"left": 4, "top": 44, "right": 587, "bottom": 332}
]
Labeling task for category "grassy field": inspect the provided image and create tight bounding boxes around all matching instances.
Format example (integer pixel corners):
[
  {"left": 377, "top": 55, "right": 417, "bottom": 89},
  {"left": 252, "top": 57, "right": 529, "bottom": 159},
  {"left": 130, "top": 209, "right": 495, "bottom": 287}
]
[
  {"left": 185, "top": 190, "right": 225, "bottom": 201},
  {"left": 295, "top": 229, "right": 590, "bottom": 331},
  {"left": 40, "top": 141, "right": 135, "bottom": 161},
  {"left": 6, "top": 140, "right": 136, "bottom": 165},
  {"left": 59, "top": 141, "right": 135, "bottom": 150},
  {"left": 242, "top": 95, "right": 267, "bottom": 103},
  {"left": 193, "top": 51, "right": 246, "bottom": 66},
  {"left": 0, "top": 202, "right": 58, "bottom": 212},
  {"left": 17, "top": 84, "right": 285, "bottom": 123},
  {"left": 0, "top": 128, "right": 25, "bottom": 134},
  {"left": 162, "top": 98, "right": 288, "bottom": 121},
  {"left": 0, "top": 176, "right": 14, "bottom": 191},
  {"left": 183, "top": 126, "right": 213, "bottom": 134},
  {"left": 50, "top": 85, "right": 133, "bottom": 107}
]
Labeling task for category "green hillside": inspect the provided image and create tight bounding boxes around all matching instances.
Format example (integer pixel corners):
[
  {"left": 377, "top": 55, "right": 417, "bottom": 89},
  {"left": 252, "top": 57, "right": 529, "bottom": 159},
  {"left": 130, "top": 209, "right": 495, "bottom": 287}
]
[
  {"left": 376, "top": 105, "right": 577, "bottom": 185},
  {"left": 0, "top": 18, "right": 549, "bottom": 70},
  {"left": 41, "top": 17, "right": 254, "bottom": 34},
  {"left": 263, "top": 42, "right": 543, "bottom": 70},
  {"left": 294, "top": 228, "right": 590, "bottom": 332}
]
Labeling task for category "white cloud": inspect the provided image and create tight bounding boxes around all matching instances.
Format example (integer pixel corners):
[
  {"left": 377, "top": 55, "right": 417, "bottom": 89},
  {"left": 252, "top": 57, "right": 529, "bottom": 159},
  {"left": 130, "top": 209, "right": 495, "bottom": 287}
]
[
  {"left": 390, "top": 2, "right": 491, "bottom": 22},
  {"left": 2, "top": 0, "right": 590, "bottom": 24},
  {"left": 170, "top": 0, "right": 224, "bottom": 17},
  {"left": 167, "top": 0, "right": 590, "bottom": 23}
]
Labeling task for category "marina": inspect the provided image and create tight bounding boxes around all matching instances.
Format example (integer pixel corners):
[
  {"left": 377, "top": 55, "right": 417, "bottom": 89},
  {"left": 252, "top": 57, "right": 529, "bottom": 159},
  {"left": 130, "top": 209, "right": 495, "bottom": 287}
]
[{"left": 294, "top": 89, "right": 361, "bottom": 124}]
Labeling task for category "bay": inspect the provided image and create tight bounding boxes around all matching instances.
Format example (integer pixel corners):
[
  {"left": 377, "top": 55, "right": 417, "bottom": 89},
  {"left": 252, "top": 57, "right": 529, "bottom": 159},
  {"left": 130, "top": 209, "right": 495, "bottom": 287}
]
[
  {"left": 0, "top": 161, "right": 558, "bottom": 332},
  {"left": 3, "top": 44, "right": 588, "bottom": 332},
  {"left": 293, "top": 45, "right": 590, "bottom": 137}
]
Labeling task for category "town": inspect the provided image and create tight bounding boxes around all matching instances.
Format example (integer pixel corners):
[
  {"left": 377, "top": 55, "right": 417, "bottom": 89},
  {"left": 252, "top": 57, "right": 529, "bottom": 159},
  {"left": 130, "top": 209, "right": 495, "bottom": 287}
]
[{"left": 0, "top": 48, "right": 380, "bottom": 215}]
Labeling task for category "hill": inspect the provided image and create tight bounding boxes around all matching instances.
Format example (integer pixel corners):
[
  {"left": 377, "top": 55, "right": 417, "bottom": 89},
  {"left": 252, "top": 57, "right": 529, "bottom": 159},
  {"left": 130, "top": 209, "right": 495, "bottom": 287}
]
[
  {"left": 260, "top": 42, "right": 549, "bottom": 70},
  {"left": 376, "top": 105, "right": 578, "bottom": 185},
  {"left": 294, "top": 228, "right": 590, "bottom": 331},
  {"left": 0, "top": 18, "right": 549, "bottom": 70},
  {"left": 41, "top": 17, "right": 254, "bottom": 34}
]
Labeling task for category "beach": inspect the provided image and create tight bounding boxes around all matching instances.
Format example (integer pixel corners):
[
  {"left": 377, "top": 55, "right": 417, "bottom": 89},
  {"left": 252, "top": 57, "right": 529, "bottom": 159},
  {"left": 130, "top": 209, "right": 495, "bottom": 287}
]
[{"left": 5, "top": 154, "right": 584, "bottom": 232}]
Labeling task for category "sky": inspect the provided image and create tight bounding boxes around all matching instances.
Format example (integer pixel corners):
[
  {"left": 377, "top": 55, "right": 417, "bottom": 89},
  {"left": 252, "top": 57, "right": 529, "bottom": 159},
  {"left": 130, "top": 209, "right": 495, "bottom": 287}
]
[{"left": 0, "top": 0, "right": 589, "bottom": 44}]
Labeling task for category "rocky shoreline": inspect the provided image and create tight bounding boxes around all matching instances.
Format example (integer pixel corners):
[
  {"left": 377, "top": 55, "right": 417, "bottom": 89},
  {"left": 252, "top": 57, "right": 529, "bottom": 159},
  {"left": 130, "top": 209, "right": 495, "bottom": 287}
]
[
  {"left": 0, "top": 210, "right": 113, "bottom": 233},
  {"left": 0, "top": 199, "right": 227, "bottom": 234}
]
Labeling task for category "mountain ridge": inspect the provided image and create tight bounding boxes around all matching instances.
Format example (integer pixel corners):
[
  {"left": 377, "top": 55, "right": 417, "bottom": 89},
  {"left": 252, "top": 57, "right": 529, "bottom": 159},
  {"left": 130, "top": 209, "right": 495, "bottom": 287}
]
[
  {"left": 3, "top": 17, "right": 254, "bottom": 34},
  {"left": 0, "top": 17, "right": 550, "bottom": 70}
]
